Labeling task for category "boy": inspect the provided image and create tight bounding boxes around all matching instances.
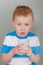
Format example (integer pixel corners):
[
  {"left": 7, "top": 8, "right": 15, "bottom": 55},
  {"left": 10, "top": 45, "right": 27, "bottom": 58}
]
[{"left": 1, "top": 5, "right": 41, "bottom": 65}]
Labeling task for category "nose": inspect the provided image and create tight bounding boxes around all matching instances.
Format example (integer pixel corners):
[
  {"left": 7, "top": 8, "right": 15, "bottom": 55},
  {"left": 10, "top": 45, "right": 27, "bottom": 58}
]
[{"left": 21, "top": 25, "right": 25, "bottom": 31}]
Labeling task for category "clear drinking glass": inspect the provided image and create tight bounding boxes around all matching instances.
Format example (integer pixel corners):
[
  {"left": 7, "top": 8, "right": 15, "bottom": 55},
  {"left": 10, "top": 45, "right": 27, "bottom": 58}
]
[{"left": 18, "top": 39, "right": 29, "bottom": 49}]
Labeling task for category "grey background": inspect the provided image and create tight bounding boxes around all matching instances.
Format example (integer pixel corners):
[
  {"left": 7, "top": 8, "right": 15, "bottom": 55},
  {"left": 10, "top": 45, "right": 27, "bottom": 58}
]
[{"left": 0, "top": 0, "right": 43, "bottom": 65}]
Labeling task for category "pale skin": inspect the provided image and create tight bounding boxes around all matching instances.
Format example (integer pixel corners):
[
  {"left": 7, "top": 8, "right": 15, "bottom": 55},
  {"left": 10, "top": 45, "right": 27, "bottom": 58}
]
[{"left": 2, "top": 15, "right": 40, "bottom": 63}]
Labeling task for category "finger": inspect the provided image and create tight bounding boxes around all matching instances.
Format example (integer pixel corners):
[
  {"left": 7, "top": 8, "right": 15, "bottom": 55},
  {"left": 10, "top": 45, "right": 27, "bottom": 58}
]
[
  {"left": 28, "top": 45, "right": 30, "bottom": 48},
  {"left": 16, "top": 44, "right": 23, "bottom": 48}
]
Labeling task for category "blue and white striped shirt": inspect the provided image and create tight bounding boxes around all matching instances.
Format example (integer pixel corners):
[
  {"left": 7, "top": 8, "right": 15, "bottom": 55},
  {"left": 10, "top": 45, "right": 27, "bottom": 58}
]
[{"left": 1, "top": 31, "right": 41, "bottom": 65}]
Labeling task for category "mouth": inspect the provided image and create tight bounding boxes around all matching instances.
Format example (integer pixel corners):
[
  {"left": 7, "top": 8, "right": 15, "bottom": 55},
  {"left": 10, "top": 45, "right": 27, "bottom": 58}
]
[{"left": 20, "top": 32, "right": 25, "bottom": 35}]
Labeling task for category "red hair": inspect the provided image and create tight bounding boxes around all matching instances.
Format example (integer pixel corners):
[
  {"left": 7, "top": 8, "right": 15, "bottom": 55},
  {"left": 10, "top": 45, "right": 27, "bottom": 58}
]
[{"left": 12, "top": 5, "right": 34, "bottom": 21}]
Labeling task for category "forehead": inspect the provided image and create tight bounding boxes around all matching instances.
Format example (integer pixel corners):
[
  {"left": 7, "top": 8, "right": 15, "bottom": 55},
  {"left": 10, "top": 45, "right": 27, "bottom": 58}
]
[{"left": 14, "top": 15, "right": 33, "bottom": 23}]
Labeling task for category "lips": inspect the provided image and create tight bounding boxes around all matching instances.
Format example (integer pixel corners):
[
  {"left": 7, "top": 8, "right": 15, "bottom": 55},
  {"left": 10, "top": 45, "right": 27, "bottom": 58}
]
[{"left": 21, "top": 32, "right": 25, "bottom": 34}]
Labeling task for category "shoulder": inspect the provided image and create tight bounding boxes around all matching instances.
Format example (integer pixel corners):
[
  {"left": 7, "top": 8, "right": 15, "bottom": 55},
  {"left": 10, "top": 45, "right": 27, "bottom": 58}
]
[
  {"left": 3, "top": 31, "right": 18, "bottom": 46},
  {"left": 28, "top": 32, "right": 40, "bottom": 46},
  {"left": 6, "top": 31, "right": 16, "bottom": 36},
  {"left": 28, "top": 32, "right": 39, "bottom": 42},
  {"left": 4, "top": 31, "right": 16, "bottom": 44},
  {"left": 28, "top": 32, "right": 37, "bottom": 37},
  {"left": 28, "top": 32, "right": 39, "bottom": 43}
]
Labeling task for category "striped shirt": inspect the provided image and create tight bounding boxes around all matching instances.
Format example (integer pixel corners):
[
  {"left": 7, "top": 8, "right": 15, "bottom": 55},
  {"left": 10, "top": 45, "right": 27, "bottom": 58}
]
[{"left": 1, "top": 31, "right": 41, "bottom": 65}]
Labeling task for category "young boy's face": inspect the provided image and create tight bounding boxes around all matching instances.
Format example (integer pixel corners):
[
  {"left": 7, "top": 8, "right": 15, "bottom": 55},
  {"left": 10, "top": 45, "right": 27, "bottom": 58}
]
[{"left": 12, "top": 15, "right": 34, "bottom": 37}]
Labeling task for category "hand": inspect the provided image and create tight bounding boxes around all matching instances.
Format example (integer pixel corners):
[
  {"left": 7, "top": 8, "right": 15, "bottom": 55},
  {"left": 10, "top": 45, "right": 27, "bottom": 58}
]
[
  {"left": 12, "top": 45, "right": 20, "bottom": 54},
  {"left": 16, "top": 44, "right": 26, "bottom": 54},
  {"left": 12, "top": 44, "right": 26, "bottom": 55},
  {"left": 25, "top": 45, "right": 32, "bottom": 56}
]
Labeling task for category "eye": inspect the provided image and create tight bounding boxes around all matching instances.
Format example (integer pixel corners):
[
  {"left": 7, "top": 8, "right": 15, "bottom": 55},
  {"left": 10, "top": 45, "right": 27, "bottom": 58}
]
[
  {"left": 25, "top": 23, "right": 29, "bottom": 26},
  {"left": 18, "top": 23, "right": 21, "bottom": 26}
]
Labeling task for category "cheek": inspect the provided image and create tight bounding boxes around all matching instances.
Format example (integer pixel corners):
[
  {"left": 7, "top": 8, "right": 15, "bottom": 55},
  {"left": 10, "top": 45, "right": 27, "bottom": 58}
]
[
  {"left": 15, "top": 25, "right": 19, "bottom": 29},
  {"left": 26, "top": 26, "right": 31, "bottom": 31},
  {"left": 15, "top": 26, "right": 20, "bottom": 31}
]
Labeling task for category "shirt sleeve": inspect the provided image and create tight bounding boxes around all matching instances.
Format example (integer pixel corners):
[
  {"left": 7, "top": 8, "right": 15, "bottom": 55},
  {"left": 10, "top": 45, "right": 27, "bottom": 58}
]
[
  {"left": 1, "top": 36, "right": 14, "bottom": 54},
  {"left": 1, "top": 36, "right": 9, "bottom": 53},
  {"left": 30, "top": 36, "right": 42, "bottom": 54},
  {"left": 33, "top": 46, "right": 42, "bottom": 54}
]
